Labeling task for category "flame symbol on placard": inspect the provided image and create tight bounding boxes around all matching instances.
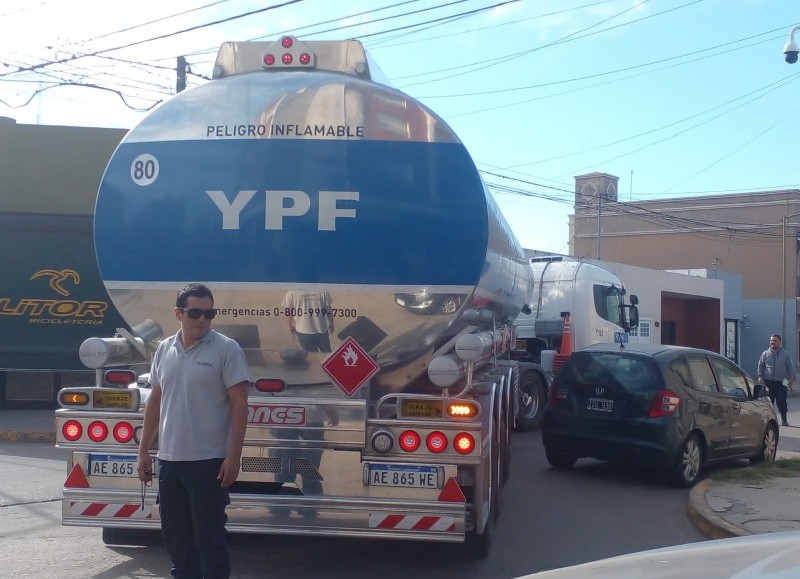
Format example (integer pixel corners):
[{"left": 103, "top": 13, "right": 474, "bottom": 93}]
[{"left": 342, "top": 345, "right": 359, "bottom": 367}]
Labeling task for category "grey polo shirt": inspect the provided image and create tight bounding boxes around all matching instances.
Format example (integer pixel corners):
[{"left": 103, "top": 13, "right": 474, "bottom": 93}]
[
  {"left": 757, "top": 347, "right": 795, "bottom": 383},
  {"left": 150, "top": 329, "right": 250, "bottom": 461}
]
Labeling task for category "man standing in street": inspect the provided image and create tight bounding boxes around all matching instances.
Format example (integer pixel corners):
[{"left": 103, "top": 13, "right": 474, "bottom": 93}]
[
  {"left": 757, "top": 333, "right": 795, "bottom": 427},
  {"left": 136, "top": 283, "right": 249, "bottom": 578}
]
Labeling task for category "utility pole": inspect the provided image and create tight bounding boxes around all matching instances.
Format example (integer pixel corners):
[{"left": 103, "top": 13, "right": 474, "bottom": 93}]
[{"left": 176, "top": 56, "right": 187, "bottom": 93}]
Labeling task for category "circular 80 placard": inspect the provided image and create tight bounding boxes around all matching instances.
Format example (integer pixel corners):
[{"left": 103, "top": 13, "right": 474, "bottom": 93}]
[{"left": 130, "top": 153, "right": 159, "bottom": 186}]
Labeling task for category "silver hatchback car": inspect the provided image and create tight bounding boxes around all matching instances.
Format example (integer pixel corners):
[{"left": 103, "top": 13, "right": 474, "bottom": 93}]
[{"left": 542, "top": 343, "right": 779, "bottom": 487}]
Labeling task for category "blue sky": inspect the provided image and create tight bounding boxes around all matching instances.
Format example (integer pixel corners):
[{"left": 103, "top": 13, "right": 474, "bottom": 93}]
[{"left": 1, "top": 0, "right": 798, "bottom": 253}]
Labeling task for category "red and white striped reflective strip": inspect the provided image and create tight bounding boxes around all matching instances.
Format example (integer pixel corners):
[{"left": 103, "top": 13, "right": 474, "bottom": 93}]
[
  {"left": 69, "top": 501, "right": 153, "bottom": 519},
  {"left": 369, "top": 513, "right": 457, "bottom": 532}
]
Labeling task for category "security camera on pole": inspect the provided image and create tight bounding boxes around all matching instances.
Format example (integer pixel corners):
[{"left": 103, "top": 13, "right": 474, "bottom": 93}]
[{"left": 783, "top": 25, "right": 800, "bottom": 64}]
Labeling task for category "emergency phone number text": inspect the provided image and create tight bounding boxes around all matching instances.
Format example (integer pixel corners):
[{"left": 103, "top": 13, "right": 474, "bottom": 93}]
[{"left": 217, "top": 307, "right": 357, "bottom": 319}]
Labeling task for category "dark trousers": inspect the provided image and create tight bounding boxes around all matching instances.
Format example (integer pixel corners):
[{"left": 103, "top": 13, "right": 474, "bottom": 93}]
[
  {"left": 158, "top": 458, "right": 230, "bottom": 579},
  {"left": 765, "top": 380, "right": 788, "bottom": 419},
  {"left": 297, "top": 332, "right": 331, "bottom": 352}
]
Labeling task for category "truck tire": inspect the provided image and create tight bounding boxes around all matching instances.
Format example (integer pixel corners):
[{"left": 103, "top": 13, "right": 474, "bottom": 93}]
[
  {"left": 102, "top": 527, "right": 162, "bottom": 546},
  {"left": 515, "top": 370, "right": 546, "bottom": 431},
  {"left": 501, "top": 391, "right": 512, "bottom": 486},
  {"left": 466, "top": 424, "right": 498, "bottom": 559}
]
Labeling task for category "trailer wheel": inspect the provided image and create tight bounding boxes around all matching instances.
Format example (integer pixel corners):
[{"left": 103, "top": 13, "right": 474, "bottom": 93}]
[
  {"left": 515, "top": 370, "right": 546, "bottom": 431},
  {"left": 501, "top": 392, "right": 512, "bottom": 486},
  {"left": 102, "top": 527, "right": 162, "bottom": 546},
  {"left": 466, "top": 423, "right": 498, "bottom": 558}
]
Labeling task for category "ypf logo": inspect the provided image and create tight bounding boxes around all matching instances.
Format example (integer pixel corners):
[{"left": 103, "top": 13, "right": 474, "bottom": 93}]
[{"left": 30, "top": 269, "right": 80, "bottom": 296}]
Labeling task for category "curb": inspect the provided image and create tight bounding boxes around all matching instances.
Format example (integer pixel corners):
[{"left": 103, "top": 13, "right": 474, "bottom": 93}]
[
  {"left": 686, "top": 479, "right": 750, "bottom": 540},
  {"left": 0, "top": 431, "right": 56, "bottom": 443}
]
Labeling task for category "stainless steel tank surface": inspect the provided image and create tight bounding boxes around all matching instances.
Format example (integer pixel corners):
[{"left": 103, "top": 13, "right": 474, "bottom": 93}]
[{"left": 94, "top": 65, "right": 530, "bottom": 396}]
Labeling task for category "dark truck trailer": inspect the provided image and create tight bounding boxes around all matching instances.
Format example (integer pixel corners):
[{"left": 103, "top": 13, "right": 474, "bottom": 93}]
[{"left": 0, "top": 212, "right": 129, "bottom": 408}]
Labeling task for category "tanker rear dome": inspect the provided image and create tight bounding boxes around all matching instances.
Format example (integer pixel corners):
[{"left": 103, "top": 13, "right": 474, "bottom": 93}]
[{"left": 93, "top": 59, "right": 531, "bottom": 391}]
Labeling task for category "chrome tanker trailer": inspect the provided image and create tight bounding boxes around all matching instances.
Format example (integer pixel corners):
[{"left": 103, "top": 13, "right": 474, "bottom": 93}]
[{"left": 55, "top": 36, "right": 548, "bottom": 556}]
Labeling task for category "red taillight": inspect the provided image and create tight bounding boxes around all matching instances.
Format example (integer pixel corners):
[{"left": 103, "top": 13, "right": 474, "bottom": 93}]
[
  {"left": 63, "top": 420, "right": 82, "bottom": 442},
  {"left": 426, "top": 431, "right": 447, "bottom": 453},
  {"left": 255, "top": 378, "right": 286, "bottom": 393},
  {"left": 399, "top": 430, "right": 421, "bottom": 452},
  {"left": 104, "top": 369, "right": 136, "bottom": 386},
  {"left": 263, "top": 53, "right": 276, "bottom": 66},
  {"left": 88, "top": 421, "right": 109, "bottom": 442},
  {"left": 299, "top": 52, "right": 311, "bottom": 65},
  {"left": 453, "top": 432, "right": 475, "bottom": 455},
  {"left": 648, "top": 390, "right": 681, "bottom": 418},
  {"left": 282, "top": 53, "right": 293, "bottom": 65},
  {"left": 113, "top": 422, "right": 134, "bottom": 443},
  {"left": 281, "top": 36, "right": 293, "bottom": 48}
]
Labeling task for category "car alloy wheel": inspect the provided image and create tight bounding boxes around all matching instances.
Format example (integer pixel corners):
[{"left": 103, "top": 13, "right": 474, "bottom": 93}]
[
  {"left": 750, "top": 424, "right": 778, "bottom": 464},
  {"left": 672, "top": 433, "right": 702, "bottom": 487}
]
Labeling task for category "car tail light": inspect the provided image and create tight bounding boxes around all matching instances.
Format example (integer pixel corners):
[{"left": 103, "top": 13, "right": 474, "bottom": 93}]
[
  {"left": 63, "top": 420, "right": 83, "bottom": 442},
  {"left": 399, "top": 430, "right": 421, "bottom": 452},
  {"left": 648, "top": 390, "right": 681, "bottom": 418},
  {"left": 453, "top": 432, "right": 475, "bottom": 455},
  {"left": 88, "top": 421, "right": 109, "bottom": 442},
  {"left": 426, "top": 431, "right": 447, "bottom": 453},
  {"left": 113, "top": 421, "right": 134, "bottom": 443}
]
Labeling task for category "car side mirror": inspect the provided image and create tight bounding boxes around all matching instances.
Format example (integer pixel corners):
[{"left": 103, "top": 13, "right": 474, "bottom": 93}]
[{"left": 753, "top": 383, "right": 768, "bottom": 399}]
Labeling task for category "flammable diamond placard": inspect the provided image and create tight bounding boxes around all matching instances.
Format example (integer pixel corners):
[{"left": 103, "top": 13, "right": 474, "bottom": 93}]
[{"left": 322, "top": 336, "right": 380, "bottom": 397}]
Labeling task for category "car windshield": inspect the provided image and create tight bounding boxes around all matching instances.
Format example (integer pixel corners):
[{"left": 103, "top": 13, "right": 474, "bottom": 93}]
[{"left": 563, "top": 352, "right": 660, "bottom": 392}]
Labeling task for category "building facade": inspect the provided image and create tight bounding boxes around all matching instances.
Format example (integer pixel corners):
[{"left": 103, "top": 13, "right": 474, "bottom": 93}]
[{"left": 570, "top": 171, "right": 800, "bottom": 376}]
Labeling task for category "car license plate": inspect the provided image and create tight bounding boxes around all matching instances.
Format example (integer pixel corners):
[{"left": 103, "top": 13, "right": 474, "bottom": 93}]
[
  {"left": 587, "top": 398, "right": 614, "bottom": 412},
  {"left": 88, "top": 454, "right": 148, "bottom": 477},
  {"left": 367, "top": 464, "right": 439, "bottom": 489}
]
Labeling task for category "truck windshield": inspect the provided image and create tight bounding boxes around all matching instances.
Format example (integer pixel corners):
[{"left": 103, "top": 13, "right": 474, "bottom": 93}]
[{"left": 593, "top": 285, "right": 624, "bottom": 328}]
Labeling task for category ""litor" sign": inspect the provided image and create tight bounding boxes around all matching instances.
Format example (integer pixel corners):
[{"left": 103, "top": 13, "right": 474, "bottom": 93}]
[{"left": 322, "top": 337, "right": 380, "bottom": 397}]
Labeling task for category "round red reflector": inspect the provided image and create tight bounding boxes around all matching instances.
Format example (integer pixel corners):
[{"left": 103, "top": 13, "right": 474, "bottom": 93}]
[
  {"left": 454, "top": 432, "right": 475, "bottom": 455},
  {"left": 281, "top": 36, "right": 293, "bottom": 48},
  {"left": 299, "top": 52, "right": 311, "bottom": 65},
  {"left": 399, "top": 430, "right": 421, "bottom": 452},
  {"left": 282, "top": 53, "right": 293, "bottom": 65},
  {"left": 426, "top": 431, "right": 447, "bottom": 453},
  {"left": 113, "top": 422, "right": 134, "bottom": 443},
  {"left": 263, "top": 53, "right": 276, "bottom": 66},
  {"left": 88, "top": 421, "right": 109, "bottom": 442},
  {"left": 63, "top": 420, "right": 82, "bottom": 442}
]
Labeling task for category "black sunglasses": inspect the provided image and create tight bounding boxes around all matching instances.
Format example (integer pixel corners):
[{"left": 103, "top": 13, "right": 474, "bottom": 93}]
[{"left": 179, "top": 307, "right": 217, "bottom": 320}]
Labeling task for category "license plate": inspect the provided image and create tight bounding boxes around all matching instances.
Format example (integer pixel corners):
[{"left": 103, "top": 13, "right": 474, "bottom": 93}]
[
  {"left": 367, "top": 464, "right": 439, "bottom": 489},
  {"left": 88, "top": 454, "right": 149, "bottom": 477},
  {"left": 515, "top": 340, "right": 526, "bottom": 350},
  {"left": 587, "top": 398, "right": 614, "bottom": 412}
]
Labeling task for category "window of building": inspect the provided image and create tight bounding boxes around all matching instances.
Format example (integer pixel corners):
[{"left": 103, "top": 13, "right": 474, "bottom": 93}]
[{"left": 628, "top": 319, "right": 652, "bottom": 343}]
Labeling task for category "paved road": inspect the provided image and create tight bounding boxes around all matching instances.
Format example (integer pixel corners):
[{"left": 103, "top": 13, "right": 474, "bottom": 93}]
[{"left": 0, "top": 429, "right": 707, "bottom": 579}]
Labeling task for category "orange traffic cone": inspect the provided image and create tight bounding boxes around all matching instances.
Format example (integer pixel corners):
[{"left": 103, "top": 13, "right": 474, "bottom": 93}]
[{"left": 559, "top": 313, "right": 573, "bottom": 357}]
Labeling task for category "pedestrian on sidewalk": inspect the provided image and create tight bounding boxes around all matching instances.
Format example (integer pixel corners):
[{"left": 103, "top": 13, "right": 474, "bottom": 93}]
[{"left": 757, "top": 333, "right": 794, "bottom": 427}]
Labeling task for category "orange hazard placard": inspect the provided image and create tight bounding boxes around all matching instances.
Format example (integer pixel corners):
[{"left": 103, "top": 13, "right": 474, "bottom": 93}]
[{"left": 322, "top": 337, "right": 379, "bottom": 397}]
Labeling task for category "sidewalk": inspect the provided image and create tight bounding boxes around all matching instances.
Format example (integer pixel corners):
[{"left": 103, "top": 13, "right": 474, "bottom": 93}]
[
  {"left": 3, "top": 408, "right": 800, "bottom": 540},
  {"left": 687, "top": 449, "right": 800, "bottom": 539}
]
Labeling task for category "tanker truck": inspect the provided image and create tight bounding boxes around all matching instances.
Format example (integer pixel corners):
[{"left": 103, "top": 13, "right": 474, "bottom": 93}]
[{"left": 53, "top": 36, "right": 610, "bottom": 556}]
